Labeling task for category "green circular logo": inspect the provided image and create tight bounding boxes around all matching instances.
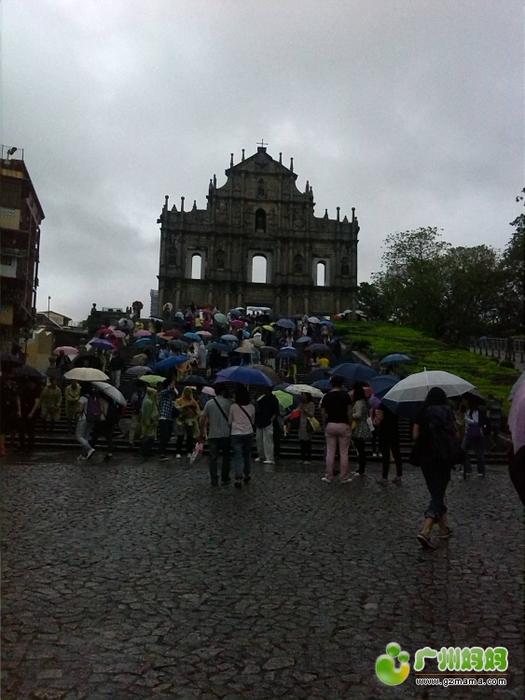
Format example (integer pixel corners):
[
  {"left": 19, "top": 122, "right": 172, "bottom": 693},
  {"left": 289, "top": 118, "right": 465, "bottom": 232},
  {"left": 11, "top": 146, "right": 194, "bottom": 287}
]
[{"left": 375, "top": 642, "right": 411, "bottom": 686}]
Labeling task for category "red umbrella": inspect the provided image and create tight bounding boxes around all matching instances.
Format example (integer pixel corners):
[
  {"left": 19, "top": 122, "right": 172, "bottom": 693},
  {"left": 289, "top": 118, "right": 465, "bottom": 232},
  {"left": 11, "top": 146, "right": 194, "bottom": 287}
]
[{"left": 134, "top": 330, "right": 152, "bottom": 338}]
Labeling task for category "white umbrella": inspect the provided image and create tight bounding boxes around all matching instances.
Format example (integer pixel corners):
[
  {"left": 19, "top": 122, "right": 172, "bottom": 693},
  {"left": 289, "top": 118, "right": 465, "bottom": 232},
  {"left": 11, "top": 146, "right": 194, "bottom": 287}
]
[
  {"left": 64, "top": 367, "right": 109, "bottom": 382},
  {"left": 91, "top": 382, "right": 127, "bottom": 406},
  {"left": 285, "top": 383, "right": 324, "bottom": 399},
  {"left": 509, "top": 371, "right": 525, "bottom": 400},
  {"left": 307, "top": 316, "right": 321, "bottom": 324},
  {"left": 383, "top": 370, "right": 475, "bottom": 405}
]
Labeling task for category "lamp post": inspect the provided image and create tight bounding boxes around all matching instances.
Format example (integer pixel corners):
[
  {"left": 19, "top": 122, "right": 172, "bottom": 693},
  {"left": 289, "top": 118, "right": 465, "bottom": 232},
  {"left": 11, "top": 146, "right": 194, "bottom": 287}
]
[{"left": 47, "top": 296, "right": 51, "bottom": 320}]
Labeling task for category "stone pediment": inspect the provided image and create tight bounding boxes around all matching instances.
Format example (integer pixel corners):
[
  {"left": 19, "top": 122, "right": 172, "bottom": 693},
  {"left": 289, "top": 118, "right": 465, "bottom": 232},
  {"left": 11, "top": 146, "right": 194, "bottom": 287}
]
[{"left": 224, "top": 148, "right": 296, "bottom": 179}]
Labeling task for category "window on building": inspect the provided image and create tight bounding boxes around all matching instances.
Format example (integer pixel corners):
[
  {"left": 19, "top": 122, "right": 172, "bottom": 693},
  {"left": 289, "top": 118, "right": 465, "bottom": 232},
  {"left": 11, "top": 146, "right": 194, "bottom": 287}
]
[
  {"left": 293, "top": 254, "right": 304, "bottom": 274},
  {"left": 251, "top": 255, "right": 267, "bottom": 283},
  {"left": 191, "top": 254, "right": 203, "bottom": 279},
  {"left": 316, "top": 261, "right": 326, "bottom": 287},
  {"left": 255, "top": 208, "right": 266, "bottom": 232}
]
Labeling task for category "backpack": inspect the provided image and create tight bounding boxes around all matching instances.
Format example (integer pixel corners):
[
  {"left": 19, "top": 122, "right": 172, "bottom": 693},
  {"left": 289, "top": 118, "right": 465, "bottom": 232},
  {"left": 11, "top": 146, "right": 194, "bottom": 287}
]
[{"left": 86, "top": 395, "right": 102, "bottom": 422}]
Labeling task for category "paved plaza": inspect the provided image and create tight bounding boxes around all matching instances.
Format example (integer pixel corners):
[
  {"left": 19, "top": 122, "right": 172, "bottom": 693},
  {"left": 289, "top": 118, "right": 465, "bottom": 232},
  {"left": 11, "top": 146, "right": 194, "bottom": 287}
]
[{"left": 1, "top": 452, "right": 523, "bottom": 699}]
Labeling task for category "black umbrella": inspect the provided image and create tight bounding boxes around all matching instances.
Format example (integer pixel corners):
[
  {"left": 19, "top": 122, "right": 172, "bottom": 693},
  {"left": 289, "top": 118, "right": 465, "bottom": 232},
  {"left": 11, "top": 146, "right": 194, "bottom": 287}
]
[
  {"left": 13, "top": 365, "right": 45, "bottom": 380},
  {"left": 181, "top": 375, "right": 208, "bottom": 386}
]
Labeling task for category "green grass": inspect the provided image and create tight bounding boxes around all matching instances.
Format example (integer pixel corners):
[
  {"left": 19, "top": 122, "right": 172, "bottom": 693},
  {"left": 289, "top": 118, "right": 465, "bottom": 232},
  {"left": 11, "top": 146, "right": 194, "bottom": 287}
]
[{"left": 335, "top": 321, "right": 519, "bottom": 408}]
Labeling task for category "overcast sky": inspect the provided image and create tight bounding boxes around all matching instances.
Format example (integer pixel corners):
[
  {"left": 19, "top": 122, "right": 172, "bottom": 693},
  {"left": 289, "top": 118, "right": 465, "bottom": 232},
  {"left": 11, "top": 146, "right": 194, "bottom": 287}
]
[{"left": 2, "top": 0, "right": 523, "bottom": 322}]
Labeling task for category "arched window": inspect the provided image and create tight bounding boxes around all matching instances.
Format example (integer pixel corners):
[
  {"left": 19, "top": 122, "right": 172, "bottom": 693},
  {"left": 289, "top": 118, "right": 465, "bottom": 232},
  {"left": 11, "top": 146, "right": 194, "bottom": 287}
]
[
  {"left": 251, "top": 255, "right": 267, "bottom": 283},
  {"left": 341, "top": 257, "right": 349, "bottom": 276},
  {"left": 191, "top": 254, "right": 202, "bottom": 280},
  {"left": 293, "top": 254, "right": 304, "bottom": 274},
  {"left": 316, "top": 261, "right": 326, "bottom": 287},
  {"left": 255, "top": 208, "right": 266, "bottom": 232}
]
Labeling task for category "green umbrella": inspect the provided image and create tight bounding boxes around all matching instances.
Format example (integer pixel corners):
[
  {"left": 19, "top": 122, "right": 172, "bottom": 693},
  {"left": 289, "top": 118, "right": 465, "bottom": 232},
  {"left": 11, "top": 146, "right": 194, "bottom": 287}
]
[
  {"left": 273, "top": 389, "right": 293, "bottom": 409},
  {"left": 139, "top": 374, "right": 166, "bottom": 385}
]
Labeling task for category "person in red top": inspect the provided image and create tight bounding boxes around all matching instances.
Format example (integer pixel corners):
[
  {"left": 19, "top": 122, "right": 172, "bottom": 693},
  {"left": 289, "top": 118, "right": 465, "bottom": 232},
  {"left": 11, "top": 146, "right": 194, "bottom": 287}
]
[{"left": 320, "top": 375, "right": 353, "bottom": 483}]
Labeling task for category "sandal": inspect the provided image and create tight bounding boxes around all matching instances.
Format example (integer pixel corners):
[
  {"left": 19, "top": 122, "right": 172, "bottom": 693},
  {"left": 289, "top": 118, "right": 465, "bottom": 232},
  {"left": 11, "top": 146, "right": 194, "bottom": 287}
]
[
  {"left": 439, "top": 527, "right": 453, "bottom": 539},
  {"left": 417, "top": 533, "right": 437, "bottom": 549}
]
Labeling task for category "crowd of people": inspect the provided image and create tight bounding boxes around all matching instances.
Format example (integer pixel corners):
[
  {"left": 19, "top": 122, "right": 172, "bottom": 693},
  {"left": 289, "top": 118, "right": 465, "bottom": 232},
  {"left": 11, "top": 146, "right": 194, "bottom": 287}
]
[{"left": 0, "top": 302, "right": 518, "bottom": 549}]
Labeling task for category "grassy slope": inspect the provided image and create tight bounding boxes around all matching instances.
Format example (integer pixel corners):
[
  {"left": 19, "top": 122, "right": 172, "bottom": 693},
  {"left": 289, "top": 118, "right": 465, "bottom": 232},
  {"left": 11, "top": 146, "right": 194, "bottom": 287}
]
[{"left": 335, "top": 321, "right": 519, "bottom": 407}]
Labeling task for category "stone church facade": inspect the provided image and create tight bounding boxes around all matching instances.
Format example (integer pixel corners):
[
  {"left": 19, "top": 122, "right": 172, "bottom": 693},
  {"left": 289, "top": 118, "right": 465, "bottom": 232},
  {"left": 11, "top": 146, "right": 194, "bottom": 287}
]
[{"left": 157, "top": 146, "right": 359, "bottom": 316}]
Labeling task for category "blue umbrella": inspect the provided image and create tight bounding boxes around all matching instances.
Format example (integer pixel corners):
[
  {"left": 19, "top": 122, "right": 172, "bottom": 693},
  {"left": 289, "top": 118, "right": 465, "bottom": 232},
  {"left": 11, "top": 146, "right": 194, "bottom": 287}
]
[
  {"left": 89, "top": 338, "right": 114, "bottom": 350},
  {"left": 276, "top": 318, "right": 295, "bottom": 330},
  {"left": 368, "top": 374, "right": 400, "bottom": 397},
  {"left": 380, "top": 353, "right": 413, "bottom": 365},
  {"left": 319, "top": 319, "right": 334, "bottom": 326},
  {"left": 153, "top": 355, "right": 189, "bottom": 372},
  {"left": 312, "top": 379, "right": 332, "bottom": 392},
  {"left": 331, "top": 362, "right": 376, "bottom": 384},
  {"left": 183, "top": 332, "right": 202, "bottom": 342},
  {"left": 215, "top": 366, "right": 273, "bottom": 386},
  {"left": 208, "top": 342, "right": 230, "bottom": 353},
  {"left": 295, "top": 336, "right": 312, "bottom": 345},
  {"left": 221, "top": 334, "right": 239, "bottom": 343},
  {"left": 133, "top": 337, "right": 155, "bottom": 347}
]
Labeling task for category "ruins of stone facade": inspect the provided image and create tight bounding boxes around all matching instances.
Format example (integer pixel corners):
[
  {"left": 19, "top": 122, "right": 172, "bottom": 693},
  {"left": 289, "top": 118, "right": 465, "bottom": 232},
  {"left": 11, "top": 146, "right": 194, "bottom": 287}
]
[{"left": 157, "top": 146, "right": 359, "bottom": 316}]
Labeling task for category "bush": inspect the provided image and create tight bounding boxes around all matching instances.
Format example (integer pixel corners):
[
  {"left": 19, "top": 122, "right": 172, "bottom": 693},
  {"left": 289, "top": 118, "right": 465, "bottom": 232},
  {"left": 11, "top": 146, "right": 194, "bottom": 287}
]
[{"left": 499, "top": 360, "right": 515, "bottom": 369}]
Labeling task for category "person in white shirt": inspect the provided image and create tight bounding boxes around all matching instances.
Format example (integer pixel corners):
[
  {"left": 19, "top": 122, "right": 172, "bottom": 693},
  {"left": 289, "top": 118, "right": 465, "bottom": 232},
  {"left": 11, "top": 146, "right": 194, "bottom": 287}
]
[{"left": 228, "top": 385, "right": 255, "bottom": 489}]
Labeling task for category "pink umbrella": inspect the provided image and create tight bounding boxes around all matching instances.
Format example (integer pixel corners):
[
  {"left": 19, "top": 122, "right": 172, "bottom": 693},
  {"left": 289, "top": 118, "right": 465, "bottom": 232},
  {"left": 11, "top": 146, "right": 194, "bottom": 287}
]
[
  {"left": 197, "top": 330, "right": 213, "bottom": 338},
  {"left": 230, "top": 320, "right": 245, "bottom": 329},
  {"left": 134, "top": 330, "right": 152, "bottom": 338},
  {"left": 54, "top": 346, "right": 79, "bottom": 356},
  {"left": 109, "top": 329, "right": 126, "bottom": 339},
  {"left": 202, "top": 386, "right": 216, "bottom": 396}
]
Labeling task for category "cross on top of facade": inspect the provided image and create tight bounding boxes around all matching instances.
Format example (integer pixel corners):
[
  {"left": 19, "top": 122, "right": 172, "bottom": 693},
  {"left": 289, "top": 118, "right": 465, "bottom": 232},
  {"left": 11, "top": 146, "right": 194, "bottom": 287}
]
[{"left": 257, "top": 139, "right": 268, "bottom": 148}]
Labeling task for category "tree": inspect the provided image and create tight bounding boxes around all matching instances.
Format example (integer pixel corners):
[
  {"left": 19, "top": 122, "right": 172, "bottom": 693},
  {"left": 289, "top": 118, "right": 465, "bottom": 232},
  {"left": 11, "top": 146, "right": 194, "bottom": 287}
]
[
  {"left": 357, "top": 282, "right": 387, "bottom": 320},
  {"left": 373, "top": 227, "right": 449, "bottom": 336},
  {"left": 496, "top": 190, "right": 525, "bottom": 335}
]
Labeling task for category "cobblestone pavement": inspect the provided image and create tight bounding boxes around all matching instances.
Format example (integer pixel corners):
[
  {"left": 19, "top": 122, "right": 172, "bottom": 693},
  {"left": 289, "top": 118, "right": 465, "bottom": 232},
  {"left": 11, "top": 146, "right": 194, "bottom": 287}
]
[{"left": 1, "top": 452, "right": 523, "bottom": 700}]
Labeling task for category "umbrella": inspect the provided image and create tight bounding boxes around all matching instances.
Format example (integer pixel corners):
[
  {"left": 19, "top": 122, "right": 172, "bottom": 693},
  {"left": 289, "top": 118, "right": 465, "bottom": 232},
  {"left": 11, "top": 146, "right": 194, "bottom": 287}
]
[
  {"left": 285, "top": 383, "right": 324, "bottom": 399},
  {"left": 181, "top": 374, "right": 208, "bottom": 386},
  {"left": 273, "top": 390, "right": 294, "bottom": 409},
  {"left": 118, "top": 318, "right": 134, "bottom": 331},
  {"left": 214, "top": 312, "right": 228, "bottom": 325},
  {"left": 64, "top": 367, "right": 109, "bottom": 381},
  {"left": 278, "top": 347, "right": 297, "bottom": 357},
  {"left": 130, "top": 353, "right": 148, "bottom": 365},
  {"left": 252, "top": 364, "right": 281, "bottom": 384},
  {"left": 133, "top": 337, "right": 155, "bottom": 347},
  {"left": 509, "top": 371, "right": 525, "bottom": 400},
  {"left": 260, "top": 346, "right": 277, "bottom": 355},
  {"left": 331, "top": 362, "right": 376, "bottom": 384},
  {"left": 197, "top": 330, "right": 213, "bottom": 338},
  {"left": 183, "top": 332, "right": 202, "bottom": 342},
  {"left": 169, "top": 339, "right": 189, "bottom": 351},
  {"left": 319, "top": 319, "right": 334, "bottom": 326},
  {"left": 53, "top": 346, "right": 79, "bottom": 356},
  {"left": 162, "top": 329, "right": 182, "bottom": 338},
  {"left": 13, "top": 365, "right": 45, "bottom": 380},
  {"left": 139, "top": 375, "right": 166, "bottom": 386},
  {"left": 215, "top": 366, "right": 273, "bottom": 386},
  {"left": 235, "top": 342, "right": 255, "bottom": 354},
  {"left": 154, "top": 355, "right": 189, "bottom": 372},
  {"left": 230, "top": 319, "right": 245, "bottom": 329},
  {"left": 88, "top": 338, "right": 114, "bottom": 350},
  {"left": 307, "top": 316, "right": 320, "bottom": 324},
  {"left": 382, "top": 370, "right": 475, "bottom": 418},
  {"left": 221, "top": 334, "right": 239, "bottom": 342},
  {"left": 509, "top": 381, "right": 525, "bottom": 453},
  {"left": 276, "top": 318, "right": 295, "bottom": 330},
  {"left": 202, "top": 386, "right": 216, "bottom": 396},
  {"left": 309, "top": 369, "right": 331, "bottom": 383},
  {"left": 125, "top": 365, "right": 152, "bottom": 376},
  {"left": 208, "top": 341, "right": 230, "bottom": 353},
  {"left": 368, "top": 374, "right": 400, "bottom": 397},
  {"left": 108, "top": 329, "right": 126, "bottom": 339},
  {"left": 91, "top": 381, "right": 127, "bottom": 406},
  {"left": 134, "top": 330, "right": 152, "bottom": 338},
  {"left": 295, "top": 336, "right": 312, "bottom": 345},
  {"left": 262, "top": 325, "right": 275, "bottom": 332},
  {"left": 308, "top": 343, "right": 332, "bottom": 354},
  {"left": 312, "top": 379, "right": 332, "bottom": 392},
  {"left": 380, "top": 353, "right": 413, "bottom": 365}
]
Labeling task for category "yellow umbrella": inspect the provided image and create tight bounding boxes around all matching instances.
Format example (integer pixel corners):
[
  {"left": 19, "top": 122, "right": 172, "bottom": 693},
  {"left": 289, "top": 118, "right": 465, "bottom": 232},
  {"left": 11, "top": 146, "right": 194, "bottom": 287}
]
[{"left": 139, "top": 375, "right": 165, "bottom": 385}]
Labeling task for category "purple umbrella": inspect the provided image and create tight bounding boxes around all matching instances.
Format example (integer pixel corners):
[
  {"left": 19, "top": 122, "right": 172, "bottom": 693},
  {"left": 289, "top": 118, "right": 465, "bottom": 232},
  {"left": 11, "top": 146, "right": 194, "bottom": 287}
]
[{"left": 89, "top": 338, "right": 114, "bottom": 350}]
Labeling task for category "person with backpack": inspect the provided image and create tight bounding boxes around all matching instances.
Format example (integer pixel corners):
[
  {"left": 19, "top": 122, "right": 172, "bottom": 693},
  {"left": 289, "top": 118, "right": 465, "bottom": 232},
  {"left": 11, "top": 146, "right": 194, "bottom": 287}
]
[
  {"left": 351, "top": 383, "right": 373, "bottom": 476},
  {"left": 375, "top": 401, "right": 403, "bottom": 484},
  {"left": 412, "top": 387, "right": 459, "bottom": 549},
  {"left": 229, "top": 385, "right": 255, "bottom": 489},
  {"left": 254, "top": 386, "right": 279, "bottom": 465},
  {"left": 199, "top": 383, "right": 232, "bottom": 485}
]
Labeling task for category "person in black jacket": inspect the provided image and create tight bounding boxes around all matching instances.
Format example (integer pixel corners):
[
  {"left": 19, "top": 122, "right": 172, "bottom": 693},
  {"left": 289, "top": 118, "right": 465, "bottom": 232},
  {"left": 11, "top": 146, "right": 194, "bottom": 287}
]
[
  {"left": 254, "top": 387, "right": 279, "bottom": 465},
  {"left": 412, "top": 387, "right": 459, "bottom": 549},
  {"left": 376, "top": 402, "right": 403, "bottom": 484}
]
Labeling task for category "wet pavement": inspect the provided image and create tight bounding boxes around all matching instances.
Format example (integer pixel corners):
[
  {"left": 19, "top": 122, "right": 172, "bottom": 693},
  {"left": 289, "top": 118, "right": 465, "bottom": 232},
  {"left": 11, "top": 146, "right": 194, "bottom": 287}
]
[{"left": 1, "top": 451, "right": 523, "bottom": 699}]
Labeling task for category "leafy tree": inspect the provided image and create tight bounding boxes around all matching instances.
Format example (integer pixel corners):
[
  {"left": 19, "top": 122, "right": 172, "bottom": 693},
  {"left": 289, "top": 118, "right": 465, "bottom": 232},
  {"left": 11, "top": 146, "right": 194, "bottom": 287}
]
[{"left": 357, "top": 282, "right": 387, "bottom": 320}]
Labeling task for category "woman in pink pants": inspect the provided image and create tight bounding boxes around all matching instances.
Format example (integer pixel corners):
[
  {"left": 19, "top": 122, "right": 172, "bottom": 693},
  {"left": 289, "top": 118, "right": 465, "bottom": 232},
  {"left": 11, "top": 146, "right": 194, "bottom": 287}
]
[{"left": 319, "top": 375, "right": 353, "bottom": 483}]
